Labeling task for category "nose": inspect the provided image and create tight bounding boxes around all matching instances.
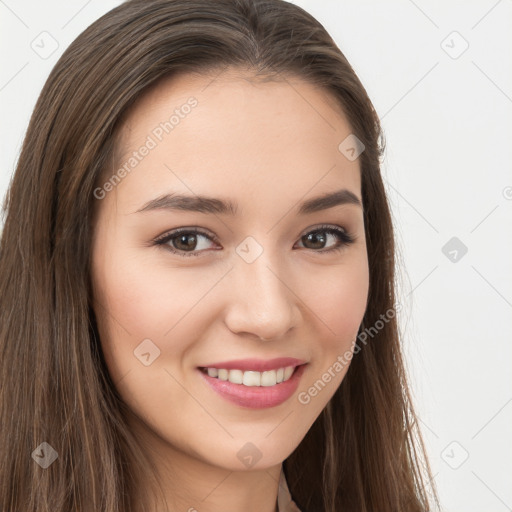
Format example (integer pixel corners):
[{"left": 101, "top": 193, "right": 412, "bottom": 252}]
[{"left": 223, "top": 247, "right": 300, "bottom": 342}]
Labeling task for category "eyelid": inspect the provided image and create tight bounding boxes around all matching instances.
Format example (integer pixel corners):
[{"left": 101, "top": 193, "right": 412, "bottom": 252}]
[{"left": 153, "top": 226, "right": 218, "bottom": 245}]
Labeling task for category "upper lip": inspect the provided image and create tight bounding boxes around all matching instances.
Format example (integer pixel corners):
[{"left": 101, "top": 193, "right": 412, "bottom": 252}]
[{"left": 198, "top": 357, "right": 307, "bottom": 372}]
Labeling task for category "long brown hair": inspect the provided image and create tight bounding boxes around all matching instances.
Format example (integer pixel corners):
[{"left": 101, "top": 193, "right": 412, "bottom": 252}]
[{"left": 0, "top": 0, "right": 439, "bottom": 510}]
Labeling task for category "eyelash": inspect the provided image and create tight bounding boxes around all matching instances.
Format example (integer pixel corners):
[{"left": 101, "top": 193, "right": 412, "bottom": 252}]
[{"left": 152, "top": 224, "right": 356, "bottom": 258}]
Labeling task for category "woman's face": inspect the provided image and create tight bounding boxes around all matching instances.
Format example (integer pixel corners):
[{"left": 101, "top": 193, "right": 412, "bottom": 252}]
[{"left": 91, "top": 69, "right": 369, "bottom": 473}]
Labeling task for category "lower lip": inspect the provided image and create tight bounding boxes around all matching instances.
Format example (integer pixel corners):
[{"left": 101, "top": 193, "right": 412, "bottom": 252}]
[{"left": 197, "top": 364, "right": 307, "bottom": 409}]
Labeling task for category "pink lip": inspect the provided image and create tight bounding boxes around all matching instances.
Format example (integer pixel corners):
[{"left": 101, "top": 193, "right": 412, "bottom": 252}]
[
  {"left": 197, "top": 363, "right": 307, "bottom": 409},
  {"left": 197, "top": 357, "right": 306, "bottom": 372}
]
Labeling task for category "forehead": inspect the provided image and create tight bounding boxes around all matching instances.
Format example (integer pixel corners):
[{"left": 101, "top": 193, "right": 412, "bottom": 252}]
[{"left": 107, "top": 68, "right": 362, "bottom": 216}]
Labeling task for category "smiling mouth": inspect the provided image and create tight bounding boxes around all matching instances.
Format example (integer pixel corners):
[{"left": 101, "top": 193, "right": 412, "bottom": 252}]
[
  {"left": 198, "top": 364, "right": 304, "bottom": 387},
  {"left": 197, "top": 362, "right": 308, "bottom": 409}
]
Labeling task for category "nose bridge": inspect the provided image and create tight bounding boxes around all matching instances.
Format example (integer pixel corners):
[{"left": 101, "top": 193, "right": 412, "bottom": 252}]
[{"left": 225, "top": 236, "right": 298, "bottom": 339}]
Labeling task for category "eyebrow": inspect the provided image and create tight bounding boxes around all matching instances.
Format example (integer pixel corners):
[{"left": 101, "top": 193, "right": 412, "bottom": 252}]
[{"left": 133, "top": 188, "right": 362, "bottom": 216}]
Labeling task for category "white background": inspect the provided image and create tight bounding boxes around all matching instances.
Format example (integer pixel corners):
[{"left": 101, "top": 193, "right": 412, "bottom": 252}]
[{"left": 1, "top": 1, "right": 511, "bottom": 511}]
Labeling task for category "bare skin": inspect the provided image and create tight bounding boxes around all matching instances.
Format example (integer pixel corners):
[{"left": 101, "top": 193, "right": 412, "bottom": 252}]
[{"left": 90, "top": 68, "right": 369, "bottom": 512}]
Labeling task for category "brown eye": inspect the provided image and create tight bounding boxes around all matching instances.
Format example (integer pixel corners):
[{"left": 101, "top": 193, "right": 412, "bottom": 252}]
[
  {"left": 154, "top": 228, "right": 218, "bottom": 257},
  {"left": 296, "top": 226, "right": 355, "bottom": 253}
]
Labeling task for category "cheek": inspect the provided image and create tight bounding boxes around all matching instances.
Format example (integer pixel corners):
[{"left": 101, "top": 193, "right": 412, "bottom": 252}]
[
  {"left": 310, "top": 254, "right": 369, "bottom": 345},
  {"left": 297, "top": 254, "right": 369, "bottom": 403},
  {"left": 329, "top": 269, "right": 368, "bottom": 341},
  {"left": 91, "top": 247, "right": 221, "bottom": 380}
]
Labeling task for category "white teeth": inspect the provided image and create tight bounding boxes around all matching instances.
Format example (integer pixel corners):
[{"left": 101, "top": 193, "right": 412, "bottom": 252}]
[
  {"left": 203, "top": 365, "right": 297, "bottom": 386},
  {"left": 243, "top": 371, "right": 261, "bottom": 386},
  {"left": 260, "top": 370, "right": 276, "bottom": 387},
  {"left": 229, "top": 369, "right": 243, "bottom": 384}
]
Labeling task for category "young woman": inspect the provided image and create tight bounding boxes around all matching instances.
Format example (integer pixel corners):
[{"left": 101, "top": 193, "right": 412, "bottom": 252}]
[{"left": 0, "top": 0, "right": 439, "bottom": 510}]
